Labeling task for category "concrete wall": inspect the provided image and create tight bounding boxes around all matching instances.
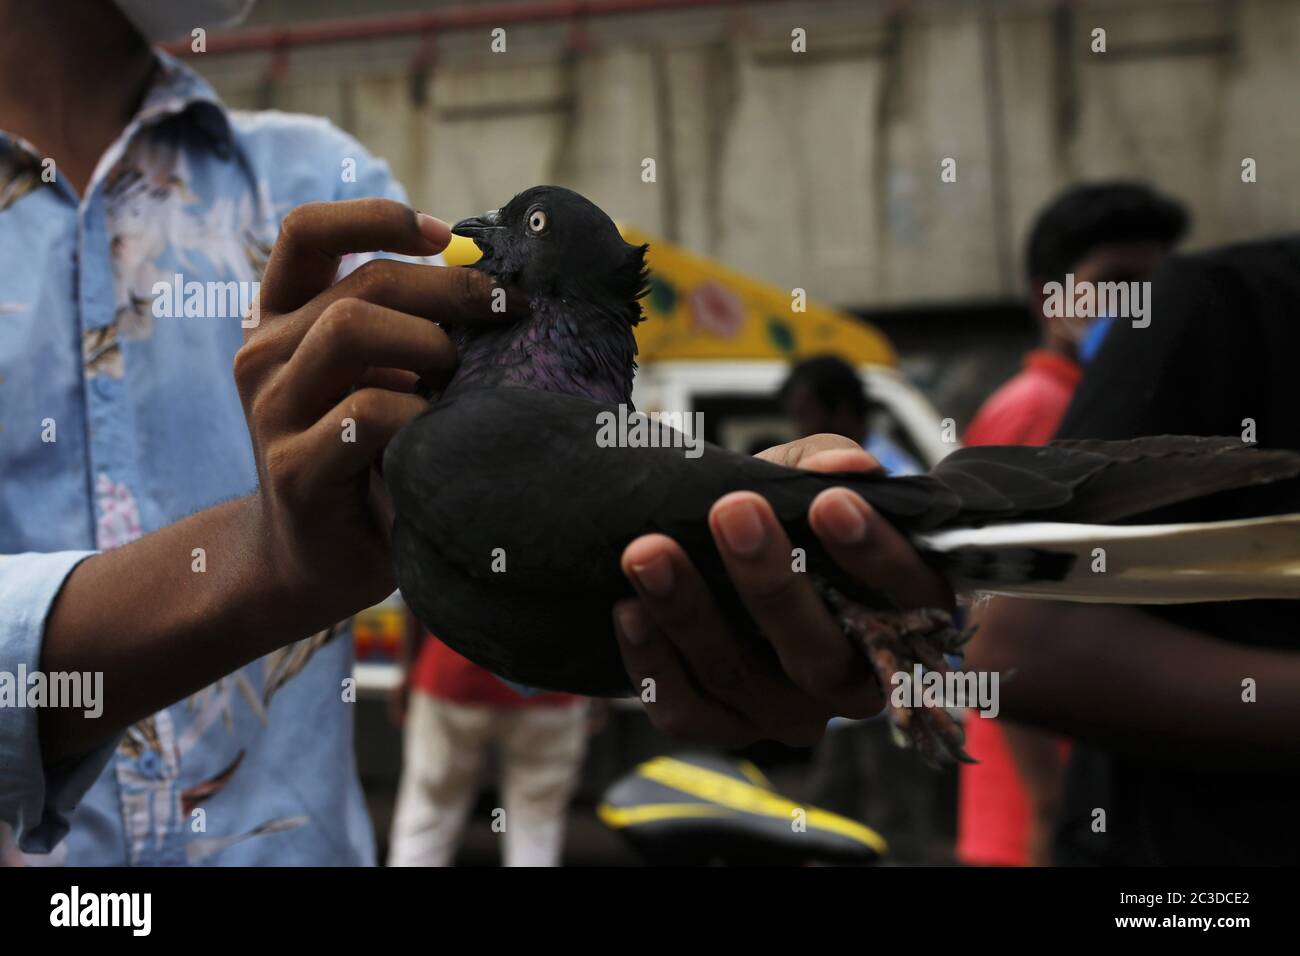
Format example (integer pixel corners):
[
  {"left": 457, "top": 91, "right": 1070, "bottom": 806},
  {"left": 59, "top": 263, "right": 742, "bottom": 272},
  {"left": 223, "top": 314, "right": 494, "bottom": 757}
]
[{"left": 191, "top": 0, "right": 1300, "bottom": 310}]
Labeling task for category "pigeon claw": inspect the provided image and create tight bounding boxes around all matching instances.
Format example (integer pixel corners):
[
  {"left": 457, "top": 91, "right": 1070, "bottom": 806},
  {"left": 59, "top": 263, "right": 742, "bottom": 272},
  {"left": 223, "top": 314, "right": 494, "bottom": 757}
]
[{"left": 820, "top": 587, "right": 977, "bottom": 770}]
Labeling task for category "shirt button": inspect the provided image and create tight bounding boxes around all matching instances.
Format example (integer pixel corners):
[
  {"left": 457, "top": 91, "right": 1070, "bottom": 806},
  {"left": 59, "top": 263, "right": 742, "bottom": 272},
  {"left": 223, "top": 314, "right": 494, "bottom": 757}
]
[
  {"left": 137, "top": 752, "right": 162, "bottom": 778},
  {"left": 93, "top": 376, "right": 113, "bottom": 400}
]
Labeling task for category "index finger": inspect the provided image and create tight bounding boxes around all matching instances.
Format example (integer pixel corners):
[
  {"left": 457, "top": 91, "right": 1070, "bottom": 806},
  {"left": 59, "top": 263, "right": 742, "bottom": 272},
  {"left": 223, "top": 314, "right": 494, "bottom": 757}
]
[
  {"left": 706, "top": 493, "right": 881, "bottom": 719},
  {"left": 259, "top": 199, "right": 451, "bottom": 316}
]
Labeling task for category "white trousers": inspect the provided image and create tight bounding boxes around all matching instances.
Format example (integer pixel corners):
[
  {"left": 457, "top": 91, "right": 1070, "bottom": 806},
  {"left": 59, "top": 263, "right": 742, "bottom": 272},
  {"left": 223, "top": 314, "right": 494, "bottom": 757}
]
[{"left": 387, "top": 691, "right": 588, "bottom": 867}]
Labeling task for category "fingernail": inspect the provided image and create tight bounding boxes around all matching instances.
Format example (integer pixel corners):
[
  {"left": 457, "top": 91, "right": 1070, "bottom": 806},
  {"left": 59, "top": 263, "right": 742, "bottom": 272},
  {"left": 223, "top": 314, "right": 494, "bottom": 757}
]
[
  {"left": 629, "top": 554, "right": 674, "bottom": 598},
  {"left": 822, "top": 491, "right": 868, "bottom": 545},
  {"left": 716, "top": 499, "right": 766, "bottom": 556},
  {"left": 416, "top": 212, "right": 451, "bottom": 245},
  {"left": 615, "top": 602, "right": 652, "bottom": 646}
]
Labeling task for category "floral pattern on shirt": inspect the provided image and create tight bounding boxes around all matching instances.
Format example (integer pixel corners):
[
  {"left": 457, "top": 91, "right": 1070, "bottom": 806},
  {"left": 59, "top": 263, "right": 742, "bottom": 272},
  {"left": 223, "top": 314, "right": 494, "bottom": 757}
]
[{"left": 1, "top": 51, "right": 405, "bottom": 864}]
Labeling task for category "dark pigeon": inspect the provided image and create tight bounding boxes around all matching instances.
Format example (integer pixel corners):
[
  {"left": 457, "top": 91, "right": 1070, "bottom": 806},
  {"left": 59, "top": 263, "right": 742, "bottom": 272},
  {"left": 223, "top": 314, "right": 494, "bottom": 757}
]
[{"left": 384, "top": 185, "right": 1300, "bottom": 766}]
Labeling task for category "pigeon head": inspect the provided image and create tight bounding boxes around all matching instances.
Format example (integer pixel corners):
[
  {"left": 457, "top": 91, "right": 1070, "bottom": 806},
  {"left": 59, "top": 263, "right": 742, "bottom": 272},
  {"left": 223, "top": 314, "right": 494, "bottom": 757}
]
[
  {"left": 444, "top": 186, "right": 648, "bottom": 404},
  {"left": 452, "top": 185, "right": 648, "bottom": 327}
]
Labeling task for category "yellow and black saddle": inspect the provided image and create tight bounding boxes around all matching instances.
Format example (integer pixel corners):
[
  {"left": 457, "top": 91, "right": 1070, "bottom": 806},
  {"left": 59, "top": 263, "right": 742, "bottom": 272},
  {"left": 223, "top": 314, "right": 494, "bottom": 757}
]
[{"left": 598, "top": 752, "right": 887, "bottom": 866}]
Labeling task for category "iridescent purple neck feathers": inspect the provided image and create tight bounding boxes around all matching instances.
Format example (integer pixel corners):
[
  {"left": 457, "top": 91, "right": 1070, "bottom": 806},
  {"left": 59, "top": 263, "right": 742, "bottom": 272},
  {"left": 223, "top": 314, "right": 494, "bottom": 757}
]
[{"left": 445, "top": 296, "right": 638, "bottom": 406}]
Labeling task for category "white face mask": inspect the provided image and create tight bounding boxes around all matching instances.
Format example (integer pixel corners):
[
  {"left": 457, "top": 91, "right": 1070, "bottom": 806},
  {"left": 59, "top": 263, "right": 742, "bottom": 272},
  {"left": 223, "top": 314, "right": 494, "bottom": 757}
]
[{"left": 114, "top": 0, "right": 256, "bottom": 42}]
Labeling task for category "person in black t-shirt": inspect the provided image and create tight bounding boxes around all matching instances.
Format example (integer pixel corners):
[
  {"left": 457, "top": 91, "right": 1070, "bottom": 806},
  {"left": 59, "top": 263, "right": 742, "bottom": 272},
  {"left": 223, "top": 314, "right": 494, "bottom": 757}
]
[{"left": 966, "top": 235, "right": 1300, "bottom": 865}]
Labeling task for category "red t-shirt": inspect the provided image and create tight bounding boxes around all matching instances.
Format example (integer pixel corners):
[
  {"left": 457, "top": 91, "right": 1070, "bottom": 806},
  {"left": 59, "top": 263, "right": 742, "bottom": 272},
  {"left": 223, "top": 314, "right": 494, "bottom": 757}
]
[
  {"left": 963, "top": 349, "right": 1083, "bottom": 447},
  {"left": 411, "top": 633, "right": 579, "bottom": 708},
  {"left": 957, "top": 349, "right": 1079, "bottom": 866}
]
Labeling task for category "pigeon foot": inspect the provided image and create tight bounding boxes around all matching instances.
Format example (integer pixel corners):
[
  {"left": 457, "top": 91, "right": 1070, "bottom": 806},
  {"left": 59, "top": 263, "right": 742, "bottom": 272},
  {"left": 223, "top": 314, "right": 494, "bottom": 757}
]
[{"left": 819, "top": 586, "right": 977, "bottom": 769}]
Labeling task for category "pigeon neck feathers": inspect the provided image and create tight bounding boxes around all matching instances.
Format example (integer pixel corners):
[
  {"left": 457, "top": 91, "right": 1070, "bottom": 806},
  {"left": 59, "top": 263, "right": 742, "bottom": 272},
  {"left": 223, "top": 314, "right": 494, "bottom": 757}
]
[{"left": 447, "top": 293, "right": 639, "bottom": 405}]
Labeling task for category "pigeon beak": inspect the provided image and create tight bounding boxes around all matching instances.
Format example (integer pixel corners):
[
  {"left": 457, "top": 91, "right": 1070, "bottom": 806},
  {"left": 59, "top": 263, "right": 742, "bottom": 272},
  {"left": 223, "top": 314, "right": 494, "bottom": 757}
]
[{"left": 451, "top": 209, "right": 504, "bottom": 243}]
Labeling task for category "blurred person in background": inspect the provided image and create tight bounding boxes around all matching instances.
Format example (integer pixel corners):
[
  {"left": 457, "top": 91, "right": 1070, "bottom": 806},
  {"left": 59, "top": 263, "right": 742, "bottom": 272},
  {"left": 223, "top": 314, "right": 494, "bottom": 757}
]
[
  {"left": 965, "top": 182, "right": 1189, "bottom": 446},
  {"left": 780, "top": 354, "right": 922, "bottom": 476},
  {"left": 388, "top": 620, "right": 588, "bottom": 867},
  {"left": 967, "top": 231, "right": 1300, "bottom": 865},
  {"left": 959, "top": 183, "right": 1190, "bottom": 866}
]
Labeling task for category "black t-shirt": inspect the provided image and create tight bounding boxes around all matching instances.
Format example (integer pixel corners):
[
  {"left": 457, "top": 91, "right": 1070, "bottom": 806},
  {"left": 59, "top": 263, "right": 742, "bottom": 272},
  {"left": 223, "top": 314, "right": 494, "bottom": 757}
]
[{"left": 1051, "top": 235, "right": 1300, "bottom": 865}]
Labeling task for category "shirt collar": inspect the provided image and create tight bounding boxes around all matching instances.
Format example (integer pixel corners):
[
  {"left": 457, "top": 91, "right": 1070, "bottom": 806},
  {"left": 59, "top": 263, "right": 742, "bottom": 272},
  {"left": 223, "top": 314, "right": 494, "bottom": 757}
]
[
  {"left": 1024, "top": 348, "right": 1084, "bottom": 389},
  {"left": 134, "top": 50, "right": 234, "bottom": 149}
]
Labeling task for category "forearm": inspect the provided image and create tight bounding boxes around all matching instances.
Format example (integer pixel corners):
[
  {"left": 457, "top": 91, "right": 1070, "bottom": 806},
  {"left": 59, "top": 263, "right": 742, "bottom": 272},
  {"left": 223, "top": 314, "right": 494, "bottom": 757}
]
[
  {"left": 966, "top": 603, "right": 1067, "bottom": 813},
  {"left": 966, "top": 598, "right": 1300, "bottom": 764},
  {"left": 999, "top": 722, "right": 1065, "bottom": 817},
  {"left": 38, "top": 496, "right": 334, "bottom": 762}
]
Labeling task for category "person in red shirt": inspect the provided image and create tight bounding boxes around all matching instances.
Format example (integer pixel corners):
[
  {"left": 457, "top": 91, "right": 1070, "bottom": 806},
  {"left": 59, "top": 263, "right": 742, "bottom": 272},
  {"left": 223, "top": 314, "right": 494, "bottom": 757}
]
[
  {"left": 388, "top": 613, "right": 589, "bottom": 867},
  {"left": 963, "top": 350, "right": 1081, "bottom": 448},
  {"left": 958, "top": 182, "right": 1188, "bottom": 866}
]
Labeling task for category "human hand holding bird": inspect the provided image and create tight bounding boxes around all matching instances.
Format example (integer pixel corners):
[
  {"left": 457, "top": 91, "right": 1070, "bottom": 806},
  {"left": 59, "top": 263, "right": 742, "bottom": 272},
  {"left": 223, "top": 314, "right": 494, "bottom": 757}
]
[
  {"left": 615, "top": 434, "right": 954, "bottom": 749},
  {"left": 383, "top": 185, "right": 1300, "bottom": 767}
]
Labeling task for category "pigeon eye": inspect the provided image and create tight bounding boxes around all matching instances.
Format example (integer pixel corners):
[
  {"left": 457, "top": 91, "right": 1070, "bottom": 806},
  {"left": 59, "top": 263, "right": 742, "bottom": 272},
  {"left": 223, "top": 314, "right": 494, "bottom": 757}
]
[{"left": 527, "top": 208, "right": 548, "bottom": 234}]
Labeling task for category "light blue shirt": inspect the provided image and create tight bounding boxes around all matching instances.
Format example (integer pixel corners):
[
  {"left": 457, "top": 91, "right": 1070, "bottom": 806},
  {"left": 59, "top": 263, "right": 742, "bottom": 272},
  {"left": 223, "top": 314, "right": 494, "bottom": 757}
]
[
  {"left": 864, "top": 432, "right": 923, "bottom": 477},
  {"left": 0, "top": 53, "right": 406, "bottom": 864}
]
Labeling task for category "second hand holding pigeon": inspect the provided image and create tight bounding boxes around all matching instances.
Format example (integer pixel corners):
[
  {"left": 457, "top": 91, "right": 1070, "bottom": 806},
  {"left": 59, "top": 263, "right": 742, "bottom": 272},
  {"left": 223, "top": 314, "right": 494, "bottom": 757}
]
[{"left": 616, "top": 435, "right": 955, "bottom": 750}]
